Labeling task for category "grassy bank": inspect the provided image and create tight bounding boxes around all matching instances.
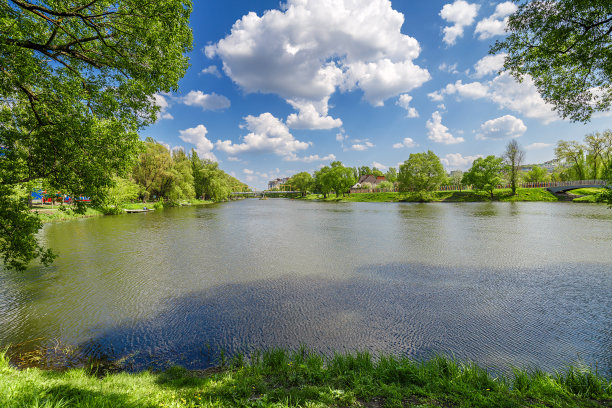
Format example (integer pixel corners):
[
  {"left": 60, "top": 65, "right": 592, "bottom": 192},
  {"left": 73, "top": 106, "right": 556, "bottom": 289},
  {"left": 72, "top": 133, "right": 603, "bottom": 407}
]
[
  {"left": 301, "top": 188, "right": 560, "bottom": 203},
  {"left": 33, "top": 199, "right": 214, "bottom": 223},
  {"left": 1, "top": 349, "right": 610, "bottom": 408}
]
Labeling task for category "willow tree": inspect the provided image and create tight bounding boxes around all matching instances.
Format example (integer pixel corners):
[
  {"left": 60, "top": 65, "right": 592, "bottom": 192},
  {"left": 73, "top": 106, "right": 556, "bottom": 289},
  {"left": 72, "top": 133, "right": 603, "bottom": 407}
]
[{"left": 0, "top": 0, "right": 192, "bottom": 269}]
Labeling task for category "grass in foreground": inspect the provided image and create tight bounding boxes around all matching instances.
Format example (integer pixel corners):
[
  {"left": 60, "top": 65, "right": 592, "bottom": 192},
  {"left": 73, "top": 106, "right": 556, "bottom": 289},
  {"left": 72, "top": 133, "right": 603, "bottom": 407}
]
[
  {"left": 301, "top": 188, "right": 559, "bottom": 203},
  {"left": 1, "top": 348, "right": 610, "bottom": 408}
]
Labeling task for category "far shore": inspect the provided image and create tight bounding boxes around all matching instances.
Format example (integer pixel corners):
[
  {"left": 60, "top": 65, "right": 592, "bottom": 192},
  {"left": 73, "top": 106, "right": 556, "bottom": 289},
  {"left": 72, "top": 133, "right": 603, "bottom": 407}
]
[{"left": 297, "top": 187, "right": 608, "bottom": 203}]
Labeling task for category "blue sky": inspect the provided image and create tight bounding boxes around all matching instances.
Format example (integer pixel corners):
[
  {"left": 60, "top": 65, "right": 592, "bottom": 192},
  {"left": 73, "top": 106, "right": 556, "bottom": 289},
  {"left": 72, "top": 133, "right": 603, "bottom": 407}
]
[{"left": 142, "top": 0, "right": 611, "bottom": 189}]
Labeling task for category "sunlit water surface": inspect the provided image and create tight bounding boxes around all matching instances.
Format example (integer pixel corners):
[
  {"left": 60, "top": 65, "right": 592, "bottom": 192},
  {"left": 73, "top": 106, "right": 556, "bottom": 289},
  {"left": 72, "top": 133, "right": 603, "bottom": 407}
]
[{"left": 1, "top": 200, "right": 610, "bottom": 374}]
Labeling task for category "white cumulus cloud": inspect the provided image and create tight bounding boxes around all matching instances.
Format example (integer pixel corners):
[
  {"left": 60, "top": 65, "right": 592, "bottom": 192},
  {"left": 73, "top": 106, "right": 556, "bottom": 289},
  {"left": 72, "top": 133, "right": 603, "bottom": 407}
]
[
  {"left": 476, "top": 115, "right": 527, "bottom": 140},
  {"left": 427, "top": 111, "right": 465, "bottom": 144},
  {"left": 473, "top": 53, "right": 506, "bottom": 78},
  {"left": 182, "top": 91, "right": 231, "bottom": 111},
  {"left": 153, "top": 93, "right": 173, "bottom": 120},
  {"left": 441, "top": 153, "right": 483, "bottom": 170},
  {"left": 215, "top": 112, "right": 309, "bottom": 158},
  {"left": 440, "top": 0, "right": 480, "bottom": 46},
  {"left": 392, "top": 137, "right": 417, "bottom": 149},
  {"left": 286, "top": 98, "right": 342, "bottom": 129},
  {"left": 431, "top": 72, "right": 559, "bottom": 123},
  {"left": 178, "top": 124, "right": 217, "bottom": 161},
  {"left": 200, "top": 65, "right": 222, "bottom": 78},
  {"left": 243, "top": 168, "right": 254, "bottom": 174},
  {"left": 475, "top": 1, "right": 517, "bottom": 40},
  {"left": 525, "top": 142, "right": 552, "bottom": 150},
  {"left": 205, "top": 0, "right": 430, "bottom": 128},
  {"left": 396, "top": 94, "right": 419, "bottom": 118},
  {"left": 284, "top": 153, "right": 337, "bottom": 162},
  {"left": 372, "top": 161, "right": 388, "bottom": 171},
  {"left": 349, "top": 141, "right": 375, "bottom": 151}
]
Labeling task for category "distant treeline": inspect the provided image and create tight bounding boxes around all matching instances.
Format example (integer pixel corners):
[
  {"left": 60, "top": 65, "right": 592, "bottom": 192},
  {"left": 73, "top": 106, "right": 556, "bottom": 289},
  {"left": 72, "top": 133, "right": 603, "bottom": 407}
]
[
  {"left": 115, "top": 138, "right": 249, "bottom": 205},
  {"left": 284, "top": 131, "right": 612, "bottom": 199}
]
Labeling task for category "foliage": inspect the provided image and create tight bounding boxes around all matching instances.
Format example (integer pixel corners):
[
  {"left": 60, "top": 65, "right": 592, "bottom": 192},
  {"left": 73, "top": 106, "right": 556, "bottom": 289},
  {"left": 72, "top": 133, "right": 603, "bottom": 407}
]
[
  {"left": 384, "top": 167, "right": 397, "bottom": 183},
  {"left": 313, "top": 166, "right": 334, "bottom": 198},
  {"left": 0, "top": 349, "right": 609, "bottom": 408},
  {"left": 398, "top": 150, "right": 446, "bottom": 192},
  {"left": 450, "top": 170, "right": 464, "bottom": 186},
  {"left": 329, "top": 161, "right": 356, "bottom": 197},
  {"left": 462, "top": 156, "right": 504, "bottom": 199},
  {"left": 287, "top": 172, "right": 313, "bottom": 196},
  {"left": 503, "top": 140, "right": 525, "bottom": 194},
  {"left": 377, "top": 180, "right": 394, "bottom": 190},
  {"left": 524, "top": 165, "right": 549, "bottom": 183},
  {"left": 0, "top": 0, "right": 193, "bottom": 269},
  {"left": 555, "top": 140, "right": 587, "bottom": 180},
  {"left": 492, "top": 0, "right": 612, "bottom": 122}
]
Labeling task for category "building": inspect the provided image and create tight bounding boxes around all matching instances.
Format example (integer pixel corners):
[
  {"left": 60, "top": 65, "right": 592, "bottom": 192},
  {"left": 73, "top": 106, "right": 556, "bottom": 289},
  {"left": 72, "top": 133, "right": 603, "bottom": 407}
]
[{"left": 353, "top": 174, "right": 386, "bottom": 188}]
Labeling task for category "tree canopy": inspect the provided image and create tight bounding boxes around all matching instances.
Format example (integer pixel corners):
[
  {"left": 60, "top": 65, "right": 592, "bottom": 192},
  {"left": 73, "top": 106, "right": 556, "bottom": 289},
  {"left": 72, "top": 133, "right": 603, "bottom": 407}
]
[
  {"left": 492, "top": 0, "right": 612, "bottom": 122},
  {"left": 462, "top": 156, "right": 504, "bottom": 199},
  {"left": 0, "top": 0, "right": 193, "bottom": 269},
  {"left": 398, "top": 151, "right": 446, "bottom": 192}
]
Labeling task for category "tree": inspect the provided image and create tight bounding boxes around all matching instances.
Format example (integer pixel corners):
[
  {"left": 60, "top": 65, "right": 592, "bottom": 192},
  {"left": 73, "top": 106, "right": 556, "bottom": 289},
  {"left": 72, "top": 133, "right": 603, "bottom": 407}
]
[
  {"left": 0, "top": 1, "right": 193, "bottom": 269},
  {"left": 287, "top": 172, "right": 313, "bottom": 196},
  {"left": 584, "top": 131, "right": 612, "bottom": 179},
  {"left": 503, "top": 140, "right": 525, "bottom": 194},
  {"left": 358, "top": 166, "right": 372, "bottom": 178},
  {"left": 555, "top": 140, "right": 586, "bottom": 180},
  {"left": 462, "top": 156, "right": 504, "bottom": 199},
  {"left": 450, "top": 170, "right": 464, "bottom": 189},
  {"left": 329, "top": 161, "right": 356, "bottom": 197},
  {"left": 384, "top": 167, "right": 397, "bottom": 183},
  {"left": 371, "top": 167, "right": 384, "bottom": 177},
  {"left": 492, "top": 1, "right": 612, "bottom": 122},
  {"left": 314, "top": 166, "right": 334, "bottom": 198},
  {"left": 525, "top": 165, "right": 549, "bottom": 182},
  {"left": 132, "top": 139, "right": 174, "bottom": 201},
  {"left": 398, "top": 151, "right": 446, "bottom": 192}
]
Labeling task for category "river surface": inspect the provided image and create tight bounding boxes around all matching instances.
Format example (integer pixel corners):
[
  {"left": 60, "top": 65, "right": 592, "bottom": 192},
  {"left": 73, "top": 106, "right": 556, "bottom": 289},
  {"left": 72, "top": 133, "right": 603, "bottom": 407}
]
[{"left": 1, "top": 199, "right": 611, "bottom": 374}]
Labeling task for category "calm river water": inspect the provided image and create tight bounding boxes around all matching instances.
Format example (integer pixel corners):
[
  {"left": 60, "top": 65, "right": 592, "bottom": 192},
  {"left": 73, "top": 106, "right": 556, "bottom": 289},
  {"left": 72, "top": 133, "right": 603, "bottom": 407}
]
[{"left": 1, "top": 199, "right": 611, "bottom": 374}]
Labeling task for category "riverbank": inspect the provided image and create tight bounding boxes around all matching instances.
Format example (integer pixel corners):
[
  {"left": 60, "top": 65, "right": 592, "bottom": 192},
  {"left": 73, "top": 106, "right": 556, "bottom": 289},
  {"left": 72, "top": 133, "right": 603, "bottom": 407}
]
[
  {"left": 1, "top": 349, "right": 609, "bottom": 408},
  {"left": 300, "top": 187, "right": 608, "bottom": 203},
  {"left": 32, "top": 199, "right": 214, "bottom": 223}
]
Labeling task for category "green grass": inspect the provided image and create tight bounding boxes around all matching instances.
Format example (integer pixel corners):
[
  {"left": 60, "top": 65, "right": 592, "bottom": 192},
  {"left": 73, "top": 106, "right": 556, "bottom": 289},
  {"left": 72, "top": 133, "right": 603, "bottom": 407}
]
[
  {"left": 1, "top": 348, "right": 610, "bottom": 408},
  {"left": 35, "top": 207, "right": 104, "bottom": 223},
  {"left": 567, "top": 188, "right": 605, "bottom": 196},
  {"left": 302, "top": 188, "right": 559, "bottom": 203},
  {"left": 34, "top": 200, "right": 215, "bottom": 222}
]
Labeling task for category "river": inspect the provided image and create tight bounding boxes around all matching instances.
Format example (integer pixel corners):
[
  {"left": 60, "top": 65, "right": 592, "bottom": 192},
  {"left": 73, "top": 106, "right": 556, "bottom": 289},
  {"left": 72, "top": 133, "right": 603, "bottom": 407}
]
[{"left": 1, "top": 199, "right": 611, "bottom": 374}]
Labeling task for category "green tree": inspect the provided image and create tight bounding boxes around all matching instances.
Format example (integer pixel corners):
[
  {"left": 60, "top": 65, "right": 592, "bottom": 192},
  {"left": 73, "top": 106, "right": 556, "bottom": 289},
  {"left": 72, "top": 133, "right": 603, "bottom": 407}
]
[
  {"left": 525, "top": 165, "right": 549, "bottom": 183},
  {"left": 492, "top": 0, "right": 612, "bottom": 122},
  {"left": 398, "top": 151, "right": 446, "bottom": 192},
  {"left": 584, "top": 131, "right": 611, "bottom": 179},
  {"left": 0, "top": 0, "right": 192, "bottom": 269},
  {"left": 462, "top": 156, "right": 504, "bottom": 199},
  {"left": 555, "top": 140, "right": 586, "bottom": 180},
  {"left": 371, "top": 168, "right": 384, "bottom": 177},
  {"left": 358, "top": 166, "right": 372, "bottom": 178},
  {"left": 132, "top": 139, "right": 174, "bottom": 201},
  {"left": 329, "top": 161, "right": 356, "bottom": 197},
  {"left": 450, "top": 170, "right": 464, "bottom": 189},
  {"left": 314, "top": 166, "right": 333, "bottom": 198},
  {"left": 377, "top": 180, "right": 394, "bottom": 190},
  {"left": 287, "top": 172, "right": 313, "bottom": 196},
  {"left": 384, "top": 167, "right": 398, "bottom": 183},
  {"left": 167, "top": 149, "right": 194, "bottom": 203},
  {"left": 190, "top": 150, "right": 206, "bottom": 199},
  {"left": 503, "top": 140, "right": 525, "bottom": 195}
]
